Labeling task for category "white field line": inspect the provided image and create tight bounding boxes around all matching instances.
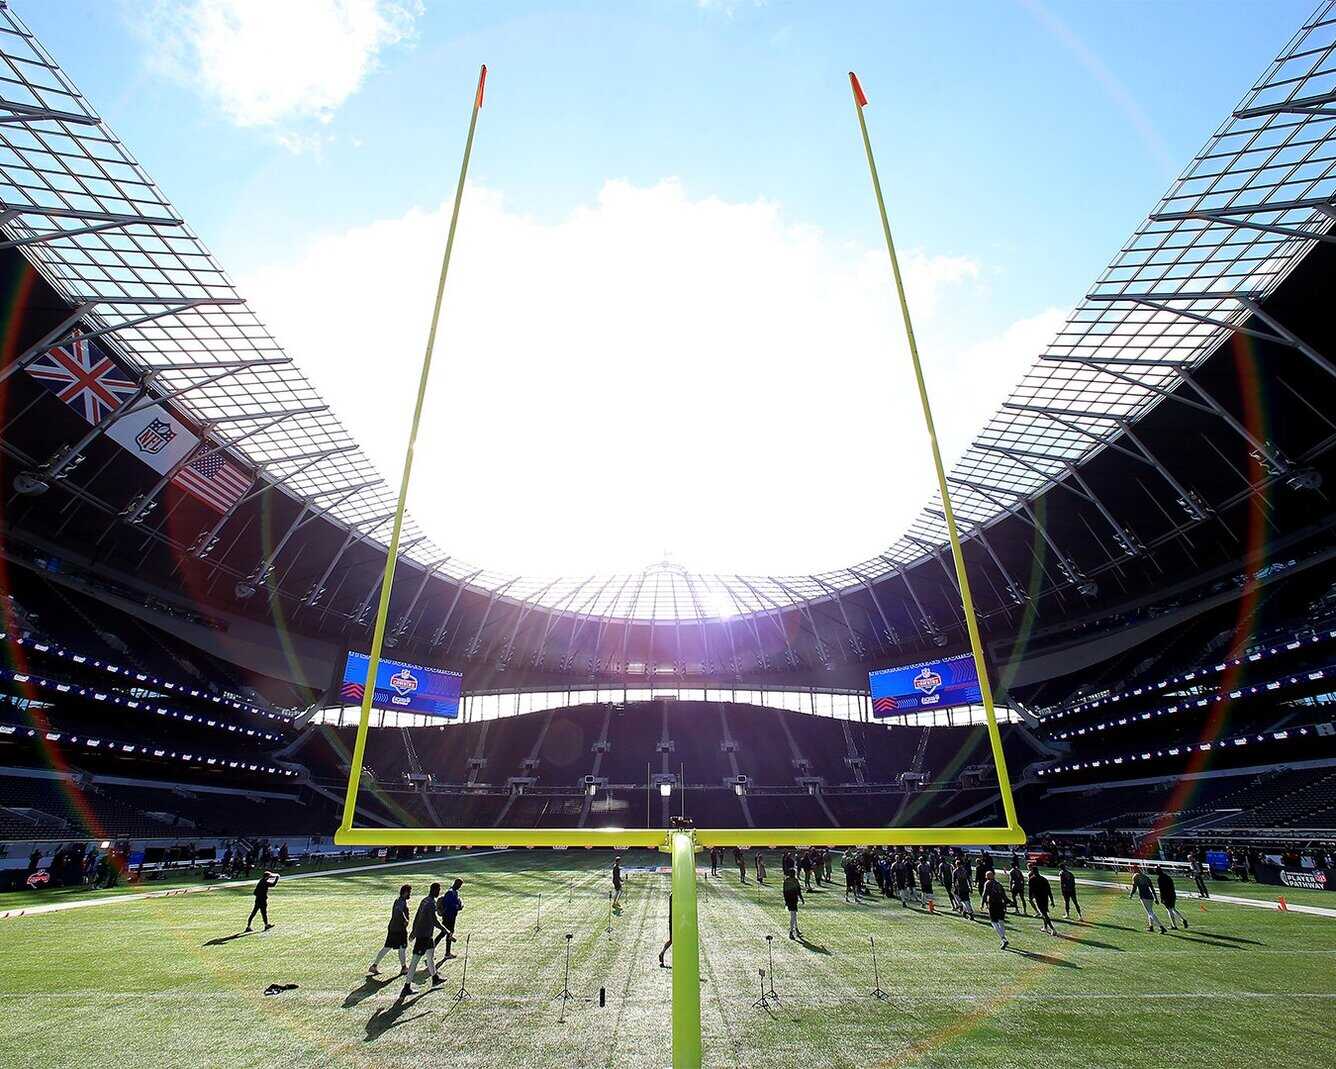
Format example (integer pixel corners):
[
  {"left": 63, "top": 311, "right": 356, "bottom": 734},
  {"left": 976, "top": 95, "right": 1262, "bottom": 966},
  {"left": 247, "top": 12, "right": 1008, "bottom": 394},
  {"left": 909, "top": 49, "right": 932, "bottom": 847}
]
[
  {"left": 1071, "top": 875, "right": 1336, "bottom": 919},
  {"left": 0, "top": 849, "right": 504, "bottom": 921}
]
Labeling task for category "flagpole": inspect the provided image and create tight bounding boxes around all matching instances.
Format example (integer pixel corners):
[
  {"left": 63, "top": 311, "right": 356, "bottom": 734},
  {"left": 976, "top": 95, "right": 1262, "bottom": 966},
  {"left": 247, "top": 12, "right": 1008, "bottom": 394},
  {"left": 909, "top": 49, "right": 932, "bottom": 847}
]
[
  {"left": 847, "top": 71, "right": 1020, "bottom": 834},
  {"left": 339, "top": 65, "right": 488, "bottom": 835}
]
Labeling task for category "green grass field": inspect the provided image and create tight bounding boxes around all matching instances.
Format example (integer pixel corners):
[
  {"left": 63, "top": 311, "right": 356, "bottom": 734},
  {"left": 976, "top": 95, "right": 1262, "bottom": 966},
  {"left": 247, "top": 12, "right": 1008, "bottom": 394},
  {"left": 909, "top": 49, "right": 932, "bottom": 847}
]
[{"left": 2, "top": 850, "right": 1333, "bottom": 1068}]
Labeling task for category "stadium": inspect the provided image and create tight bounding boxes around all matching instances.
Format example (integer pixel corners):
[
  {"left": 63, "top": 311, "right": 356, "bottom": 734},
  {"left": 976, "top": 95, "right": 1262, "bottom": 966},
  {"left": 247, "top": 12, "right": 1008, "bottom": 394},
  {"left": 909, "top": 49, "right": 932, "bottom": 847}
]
[{"left": 2, "top": 2, "right": 1336, "bottom": 1067}]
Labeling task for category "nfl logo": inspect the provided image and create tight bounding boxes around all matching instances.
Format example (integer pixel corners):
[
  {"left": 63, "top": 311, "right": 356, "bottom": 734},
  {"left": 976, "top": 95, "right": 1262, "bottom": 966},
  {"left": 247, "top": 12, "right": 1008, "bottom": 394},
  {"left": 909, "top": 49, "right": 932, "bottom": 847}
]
[
  {"left": 135, "top": 418, "right": 176, "bottom": 455},
  {"left": 913, "top": 667, "right": 943, "bottom": 696},
  {"left": 389, "top": 669, "right": 419, "bottom": 697},
  {"left": 25, "top": 870, "right": 50, "bottom": 889}
]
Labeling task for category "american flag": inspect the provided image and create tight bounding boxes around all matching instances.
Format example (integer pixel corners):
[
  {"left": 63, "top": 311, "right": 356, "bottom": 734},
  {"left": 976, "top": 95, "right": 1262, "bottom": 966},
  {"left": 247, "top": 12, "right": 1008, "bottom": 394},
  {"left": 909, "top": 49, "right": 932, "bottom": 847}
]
[
  {"left": 25, "top": 332, "right": 138, "bottom": 424},
  {"left": 872, "top": 695, "right": 898, "bottom": 715},
  {"left": 171, "top": 450, "right": 252, "bottom": 512}
]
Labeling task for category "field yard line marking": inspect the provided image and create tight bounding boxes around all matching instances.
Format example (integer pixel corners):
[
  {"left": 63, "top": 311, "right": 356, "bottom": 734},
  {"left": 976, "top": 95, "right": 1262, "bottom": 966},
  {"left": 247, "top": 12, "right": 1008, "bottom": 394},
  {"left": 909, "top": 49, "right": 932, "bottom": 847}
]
[
  {"left": 1071, "top": 876, "right": 1336, "bottom": 919},
  {"left": 0, "top": 849, "right": 504, "bottom": 922}
]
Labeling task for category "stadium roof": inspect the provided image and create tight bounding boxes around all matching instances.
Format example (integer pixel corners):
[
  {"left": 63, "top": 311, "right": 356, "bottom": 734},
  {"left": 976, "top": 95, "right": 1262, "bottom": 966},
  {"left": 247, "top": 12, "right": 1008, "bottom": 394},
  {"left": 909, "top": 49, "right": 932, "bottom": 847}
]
[{"left": 0, "top": 4, "right": 1334, "bottom": 621}]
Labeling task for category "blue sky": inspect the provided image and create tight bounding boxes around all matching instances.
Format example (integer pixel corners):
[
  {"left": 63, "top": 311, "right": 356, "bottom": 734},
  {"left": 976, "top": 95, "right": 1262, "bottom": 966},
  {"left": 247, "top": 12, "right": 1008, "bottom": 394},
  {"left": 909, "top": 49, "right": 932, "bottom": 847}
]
[{"left": 17, "top": 1, "right": 1318, "bottom": 577}]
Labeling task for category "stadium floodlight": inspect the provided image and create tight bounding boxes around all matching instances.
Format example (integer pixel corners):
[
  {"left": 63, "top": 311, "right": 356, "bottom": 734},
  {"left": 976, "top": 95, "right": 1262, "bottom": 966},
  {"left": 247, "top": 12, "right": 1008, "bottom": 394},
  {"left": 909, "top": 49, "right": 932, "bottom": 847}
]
[{"left": 335, "top": 67, "right": 1023, "bottom": 1069}]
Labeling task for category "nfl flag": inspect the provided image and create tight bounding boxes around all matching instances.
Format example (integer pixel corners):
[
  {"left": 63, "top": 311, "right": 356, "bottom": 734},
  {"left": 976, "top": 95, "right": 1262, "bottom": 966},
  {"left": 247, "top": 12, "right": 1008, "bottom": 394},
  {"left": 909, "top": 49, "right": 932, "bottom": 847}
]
[
  {"left": 171, "top": 450, "right": 252, "bottom": 513},
  {"left": 25, "top": 332, "right": 138, "bottom": 424}
]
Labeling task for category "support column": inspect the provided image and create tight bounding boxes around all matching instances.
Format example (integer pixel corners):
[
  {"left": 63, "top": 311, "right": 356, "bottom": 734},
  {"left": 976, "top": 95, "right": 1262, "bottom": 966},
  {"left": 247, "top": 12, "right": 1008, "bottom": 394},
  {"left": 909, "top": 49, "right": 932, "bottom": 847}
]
[{"left": 670, "top": 830, "right": 702, "bottom": 1069}]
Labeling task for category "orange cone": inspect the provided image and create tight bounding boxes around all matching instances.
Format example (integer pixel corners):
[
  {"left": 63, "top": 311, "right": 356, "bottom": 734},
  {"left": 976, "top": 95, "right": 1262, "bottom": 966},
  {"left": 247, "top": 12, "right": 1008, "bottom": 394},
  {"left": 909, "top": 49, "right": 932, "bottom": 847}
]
[
  {"left": 927, "top": 899, "right": 935, "bottom": 913},
  {"left": 1277, "top": 896, "right": 1289, "bottom": 912}
]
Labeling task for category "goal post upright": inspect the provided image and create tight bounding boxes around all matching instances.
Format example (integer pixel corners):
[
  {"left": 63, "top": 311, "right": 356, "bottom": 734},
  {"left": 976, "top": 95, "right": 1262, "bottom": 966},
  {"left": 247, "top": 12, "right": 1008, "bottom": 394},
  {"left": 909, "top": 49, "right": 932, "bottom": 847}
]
[
  {"left": 848, "top": 69, "right": 1023, "bottom": 839},
  {"left": 669, "top": 830, "right": 703, "bottom": 1069},
  {"left": 337, "top": 63, "right": 489, "bottom": 840}
]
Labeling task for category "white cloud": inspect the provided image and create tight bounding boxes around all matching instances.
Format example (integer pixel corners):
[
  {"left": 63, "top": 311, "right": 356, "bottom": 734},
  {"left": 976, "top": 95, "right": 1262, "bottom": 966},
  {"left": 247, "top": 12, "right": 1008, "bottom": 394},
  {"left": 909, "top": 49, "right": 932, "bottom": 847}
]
[
  {"left": 148, "top": 0, "right": 418, "bottom": 127},
  {"left": 241, "top": 179, "right": 1057, "bottom": 577}
]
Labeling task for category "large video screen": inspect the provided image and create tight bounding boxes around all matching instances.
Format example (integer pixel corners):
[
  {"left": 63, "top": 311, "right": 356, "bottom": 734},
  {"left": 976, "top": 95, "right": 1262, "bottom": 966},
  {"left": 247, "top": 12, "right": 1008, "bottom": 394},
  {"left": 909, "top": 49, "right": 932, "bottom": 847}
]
[
  {"left": 869, "top": 651, "right": 983, "bottom": 717},
  {"left": 340, "top": 651, "right": 462, "bottom": 719}
]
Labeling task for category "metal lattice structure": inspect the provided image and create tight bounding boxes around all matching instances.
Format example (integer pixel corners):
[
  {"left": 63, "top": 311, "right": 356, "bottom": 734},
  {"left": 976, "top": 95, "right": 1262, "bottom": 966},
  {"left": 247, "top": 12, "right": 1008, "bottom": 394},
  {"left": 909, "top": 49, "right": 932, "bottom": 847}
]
[{"left": 0, "top": 4, "right": 1334, "bottom": 626}]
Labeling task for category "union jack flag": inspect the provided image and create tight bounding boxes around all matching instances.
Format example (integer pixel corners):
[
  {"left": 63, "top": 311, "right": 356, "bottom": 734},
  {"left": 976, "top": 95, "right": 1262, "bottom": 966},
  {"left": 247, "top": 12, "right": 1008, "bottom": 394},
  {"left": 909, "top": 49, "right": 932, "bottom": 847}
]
[
  {"left": 872, "top": 695, "right": 898, "bottom": 715},
  {"left": 25, "top": 332, "right": 138, "bottom": 424},
  {"left": 170, "top": 450, "right": 252, "bottom": 513}
]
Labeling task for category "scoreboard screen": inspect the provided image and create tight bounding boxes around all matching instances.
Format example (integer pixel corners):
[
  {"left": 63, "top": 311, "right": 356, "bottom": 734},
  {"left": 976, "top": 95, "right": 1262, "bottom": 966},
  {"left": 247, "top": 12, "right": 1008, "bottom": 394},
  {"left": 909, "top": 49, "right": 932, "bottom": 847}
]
[
  {"left": 869, "top": 651, "right": 983, "bottom": 717},
  {"left": 340, "top": 651, "right": 462, "bottom": 719}
]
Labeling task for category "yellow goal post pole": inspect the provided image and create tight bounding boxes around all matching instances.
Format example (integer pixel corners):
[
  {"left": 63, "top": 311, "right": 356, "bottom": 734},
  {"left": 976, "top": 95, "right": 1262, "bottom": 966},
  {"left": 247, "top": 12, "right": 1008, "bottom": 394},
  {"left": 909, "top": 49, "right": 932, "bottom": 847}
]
[
  {"left": 848, "top": 71, "right": 1021, "bottom": 836},
  {"left": 338, "top": 65, "right": 489, "bottom": 836}
]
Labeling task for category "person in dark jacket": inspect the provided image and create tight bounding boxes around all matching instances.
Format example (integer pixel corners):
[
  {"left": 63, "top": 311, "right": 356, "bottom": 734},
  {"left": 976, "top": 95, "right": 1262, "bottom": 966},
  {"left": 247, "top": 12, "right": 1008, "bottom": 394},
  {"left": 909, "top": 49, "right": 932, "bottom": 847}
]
[
  {"left": 1028, "top": 863, "right": 1057, "bottom": 935},
  {"left": 974, "top": 855, "right": 989, "bottom": 896},
  {"left": 1059, "top": 862, "right": 1082, "bottom": 920},
  {"left": 245, "top": 871, "right": 278, "bottom": 931},
  {"left": 612, "top": 856, "right": 624, "bottom": 909},
  {"left": 734, "top": 847, "right": 747, "bottom": 884},
  {"left": 369, "top": 884, "right": 412, "bottom": 975},
  {"left": 402, "top": 883, "right": 446, "bottom": 996},
  {"left": 952, "top": 860, "right": 975, "bottom": 919},
  {"left": 980, "top": 870, "right": 1010, "bottom": 949},
  {"left": 917, "top": 855, "right": 934, "bottom": 907},
  {"left": 1190, "top": 856, "right": 1210, "bottom": 899},
  {"left": 1129, "top": 865, "right": 1167, "bottom": 934},
  {"left": 1156, "top": 866, "right": 1188, "bottom": 930},
  {"left": 783, "top": 871, "right": 805, "bottom": 939},
  {"left": 437, "top": 878, "right": 464, "bottom": 959},
  {"left": 1008, "top": 860, "right": 1028, "bottom": 915},
  {"left": 940, "top": 854, "right": 957, "bottom": 912},
  {"left": 710, "top": 847, "right": 720, "bottom": 877}
]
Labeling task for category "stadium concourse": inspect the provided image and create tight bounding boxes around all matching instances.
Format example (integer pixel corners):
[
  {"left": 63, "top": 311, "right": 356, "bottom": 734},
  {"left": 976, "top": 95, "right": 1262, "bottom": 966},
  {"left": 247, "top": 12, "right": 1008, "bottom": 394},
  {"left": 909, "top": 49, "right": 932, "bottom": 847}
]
[{"left": 4, "top": 2, "right": 1336, "bottom": 1068}]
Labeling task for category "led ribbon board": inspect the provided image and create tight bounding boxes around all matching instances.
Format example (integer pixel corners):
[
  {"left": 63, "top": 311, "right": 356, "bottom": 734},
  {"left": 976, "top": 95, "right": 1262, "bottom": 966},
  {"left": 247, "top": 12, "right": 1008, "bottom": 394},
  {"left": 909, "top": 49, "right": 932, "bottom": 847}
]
[
  {"left": 869, "top": 651, "right": 983, "bottom": 717},
  {"left": 341, "top": 651, "right": 462, "bottom": 719}
]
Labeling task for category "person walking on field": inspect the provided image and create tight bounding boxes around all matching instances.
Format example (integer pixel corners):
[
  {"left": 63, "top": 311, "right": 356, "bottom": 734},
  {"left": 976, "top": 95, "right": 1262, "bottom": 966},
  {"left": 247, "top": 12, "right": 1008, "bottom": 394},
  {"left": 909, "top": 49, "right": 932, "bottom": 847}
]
[
  {"left": 1008, "top": 859, "right": 1028, "bottom": 915},
  {"left": 1190, "top": 856, "right": 1211, "bottom": 899},
  {"left": 1059, "top": 862, "right": 1082, "bottom": 920},
  {"left": 1129, "top": 864, "right": 1168, "bottom": 934},
  {"left": 783, "top": 870, "right": 805, "bottom": 940},
  {"left": 952, "top": 859, "right": 975, "bottom": 919},
  {"left": 1028, "top": 863, "right": 1057, "bottom": 935},
  {"left": 755, "top": 852, "right": 767, "bottom": 885},
  {"left": 368, "top": 884, "right": 412, "bottom": 976},
  {"left": 245, "top": 870, "right": 278, "bottom": 931},
  {"left": 401, "top": 883, "right": 446, "bottom": 996},
  {"left": 1156, "top": 866, "right": 1188, "bottom": 930},
  {"left": 735, "top": 847, "right": 747, "bottom": 884},
  {"left": 436, "top": 878, "right": 464, "bottom": 960},
  {"left": 612, "top": 856, "right": 623, "bottom": 911},
  {"left": 981, "top": 870, "right": 1010, "bottom": 950}
]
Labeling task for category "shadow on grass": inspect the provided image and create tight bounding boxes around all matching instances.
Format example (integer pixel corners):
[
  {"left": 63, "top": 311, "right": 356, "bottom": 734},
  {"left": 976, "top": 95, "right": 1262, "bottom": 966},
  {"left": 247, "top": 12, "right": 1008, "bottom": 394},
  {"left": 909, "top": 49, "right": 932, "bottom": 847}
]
[
  {"left": 1192, "top": 930, "right": 1265, "bottom": 946},
  {"left": 344, "top": 975, "right": 396, "bottom": 1008},
  {"left": 202, "top": 930, "right": 254, "bottom": 947},
  {"left": 1168, "top": 932, "right": 1241, "bottom": 950},
  {"left": 1005, "top": 947, "right": 1081, "bottom": 969},
  {"left": 796, "top": 936, "right": 830, "bottom": 954},
  {"left": 1055, "top": 933, "right": 1123, "bottom": 952},
  {"left": 365, "top": 992, "right": 434, "bottom": 1041}
]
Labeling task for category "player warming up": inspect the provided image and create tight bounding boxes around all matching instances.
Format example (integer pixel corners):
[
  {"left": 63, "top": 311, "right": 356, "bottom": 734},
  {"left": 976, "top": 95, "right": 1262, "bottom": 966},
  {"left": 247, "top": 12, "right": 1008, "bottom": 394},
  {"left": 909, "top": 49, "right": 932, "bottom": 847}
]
[
  {"left": 437, "top": 878, "right": 464, "bottom": 959},
  {"left": 1156, "top": 866, "right": 1188, "bottom": 930},
  {"left": 783, "top": 869, "right": 805, "bottom": 940},
  {"left": 981, "top": 869, "right": 1010, "bottom": 950},
  {"left": 402, "top": 883, "right": 446, "bottom": 997},
  {"left": 1129, "top": 865, "right": 1168, "bottom": 934},
  {"left": 612, "top": 856, "right": 623, "bottom": 912},
  {"left": 369, "top": 884, "right": 412, "bottom": 975},
  {"left": 1059, "top": 862, "right": 1082, "bottom": 920},
  {"left": 1028, "top": 863, "right": 1057, "bottom": 935},
  {"left": 245, "top": 870, "right": 278, "bottom": 932}
]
